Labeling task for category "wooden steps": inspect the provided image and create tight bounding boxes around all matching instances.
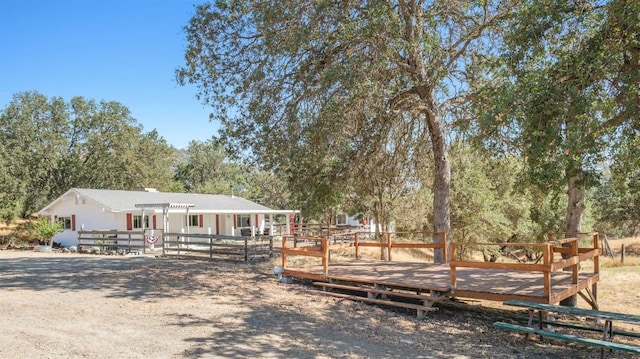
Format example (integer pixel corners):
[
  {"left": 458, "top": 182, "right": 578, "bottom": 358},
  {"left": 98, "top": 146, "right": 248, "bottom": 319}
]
[{"left": 313, "top": 281, "right": 440, "bottom": 319}]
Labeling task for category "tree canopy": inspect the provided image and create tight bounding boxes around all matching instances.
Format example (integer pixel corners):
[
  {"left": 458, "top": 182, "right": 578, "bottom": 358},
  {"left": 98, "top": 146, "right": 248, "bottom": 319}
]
[
  {"left": 0, "top": 92, "right": 176, "bottom": 221},
  {"left": 178, "top": 0, "right": 521, "bottom": 262}
]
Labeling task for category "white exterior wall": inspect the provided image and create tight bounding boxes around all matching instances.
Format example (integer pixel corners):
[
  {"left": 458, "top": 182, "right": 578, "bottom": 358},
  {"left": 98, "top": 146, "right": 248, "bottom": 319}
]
[
  {"left": 48, "top": 192, "right": 119, "bottom": 247},
  {"left": 46, "top": 192, "right": 275, "bottom": 247},
  {"left": 159, "top": 213, "right": 267, "bottom": 236}
]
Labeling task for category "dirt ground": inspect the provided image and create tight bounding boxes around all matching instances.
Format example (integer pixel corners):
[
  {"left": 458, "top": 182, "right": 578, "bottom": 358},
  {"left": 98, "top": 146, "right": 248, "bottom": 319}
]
[{"left": 1, "top": 251, "right": 639, "bottom": 359}]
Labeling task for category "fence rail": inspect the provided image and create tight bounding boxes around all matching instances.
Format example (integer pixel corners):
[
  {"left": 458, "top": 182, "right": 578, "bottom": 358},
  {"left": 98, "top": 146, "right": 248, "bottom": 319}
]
[
  {"left": 280, "top": 231, "right": 600, "bottom": 306},
  {"left": 162, "top": 232, "right": 273, "bottom": 261},
  {"left": 77, "top": 230, "right": 146, "bottom": 253},
  {"left": 281, "top": 231, "right": 447, "bottom": 275}
]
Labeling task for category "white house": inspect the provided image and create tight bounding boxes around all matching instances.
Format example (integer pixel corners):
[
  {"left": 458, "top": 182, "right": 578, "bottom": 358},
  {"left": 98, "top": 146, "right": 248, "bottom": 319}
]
[{"left": 38, "top": 188, "right": 298, "bottom": 247}]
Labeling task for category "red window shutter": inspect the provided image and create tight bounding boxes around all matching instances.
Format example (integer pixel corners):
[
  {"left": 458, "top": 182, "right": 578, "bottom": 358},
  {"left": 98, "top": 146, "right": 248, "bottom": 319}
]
[
  {"left": 254, "top": 214, "right": 258, "bottom": 228},
  {"left": 71, "top": 215, "right": 76, "bottom": 231},
  {"left": 126, "top": 213, "right": 133, "bottom": 230},
  {"left": 215, "top": 215, "right": 219, "bottom": 235},
  {"left": 233, "top": 215, "right": 237, "bottom": 229},
  {"left": 199, "top": 214, "right": 204, "bottom": 228},
  {"left": 153, "top": 215, "right": 157, "bottom": 230}
]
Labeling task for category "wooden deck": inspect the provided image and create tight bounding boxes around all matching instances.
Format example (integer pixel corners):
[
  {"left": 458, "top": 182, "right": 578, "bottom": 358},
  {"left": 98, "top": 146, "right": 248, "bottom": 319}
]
[
  {"left": 281, "top": 232, "right": 602, "bottom": 307},
  {"left": 284, "top": 260, "right": 599, "bottom": 304}
]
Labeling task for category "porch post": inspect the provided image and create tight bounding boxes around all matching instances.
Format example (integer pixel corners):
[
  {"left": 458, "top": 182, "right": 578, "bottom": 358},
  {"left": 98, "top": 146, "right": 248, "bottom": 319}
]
[
  {"left": 285, "top": 214, "right": 291, "bottom": 235},
  {"left": 141, "top": 208, "right": 146, "bottom": 254}
]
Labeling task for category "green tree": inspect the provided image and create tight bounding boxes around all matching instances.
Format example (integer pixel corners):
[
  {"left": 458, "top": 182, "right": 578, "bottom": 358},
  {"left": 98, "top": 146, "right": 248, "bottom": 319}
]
[
  {"left": 0, "top": 92, "right": 176, "bottom": 221},
  {"left": 178, "top": 1, "right": 517, "bottom": 263},
  {"left": 174, "top": 139, "right": 237, "bottom": 194},
  {"left": 483, "top": 0, "right": 639, "bottom": 233},
  {"left": 478, "top": 0, "right": 639, "bottom": 306},
  {"left": 31, "top": 217, "right": 64, "bottom": 247}
]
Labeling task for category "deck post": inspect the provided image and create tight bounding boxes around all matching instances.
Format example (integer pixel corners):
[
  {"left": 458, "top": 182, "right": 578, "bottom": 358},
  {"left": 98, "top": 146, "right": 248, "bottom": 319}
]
[
  {"left": 281, "top": 236, "right": 287, "bottom": 269},
  {"left": 441, "top": 232, "right": 448, "bottom": 263},
  {"left": 543, "top": 243, "right": 551, "bottom": 301},
  {"left": 592, "top": 233, "right": 599, "bottom": 308},
  {"left": 322, "top": 236, "right": 329, "bottom": 276},
  {"left": 449, "top": 243, "right": 457, "bottom": 292},
  {"left": 386, "top": 232, "right": 392, "bottom": 261},
  {"left": 571, "top": 238, "right": 579, "bottom": 285}
]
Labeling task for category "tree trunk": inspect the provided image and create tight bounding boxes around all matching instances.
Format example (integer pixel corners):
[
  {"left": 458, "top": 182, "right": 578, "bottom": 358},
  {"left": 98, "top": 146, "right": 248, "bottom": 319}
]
[
  {"left": 427, "top": 111, "right": 451, "bottom": 264},
  {"left": 559, "top": 173, "right": 585, "bottom": 307}
]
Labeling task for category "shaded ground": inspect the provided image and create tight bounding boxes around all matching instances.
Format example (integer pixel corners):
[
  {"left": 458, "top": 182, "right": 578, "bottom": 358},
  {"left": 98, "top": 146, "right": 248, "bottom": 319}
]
[{"left": 0, "top": 251, "right": 638, "bottom": 358}]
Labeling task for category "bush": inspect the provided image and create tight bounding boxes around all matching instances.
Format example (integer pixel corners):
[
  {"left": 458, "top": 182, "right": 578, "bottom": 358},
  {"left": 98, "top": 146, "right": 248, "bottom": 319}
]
[{"left": 31, "top": 218, "right": 64, "bottom": 246}]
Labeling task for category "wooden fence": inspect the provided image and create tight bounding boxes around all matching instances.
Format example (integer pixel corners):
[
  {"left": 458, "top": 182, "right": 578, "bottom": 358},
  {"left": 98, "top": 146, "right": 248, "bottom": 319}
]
[
  {"left": 280, "top": 231, "right": 447, "bottom": 275},
  {"left": 447, "top": 232, "right": 600, "bottom": 305},
  {"left": 162, "top": 232, "right": 273, "bottom": 261},
  {"left": 280, "top": 231, "right": 600, "bottom": 306},
  {"left": 77, "top": 230, "right": 146, "bottom": 253}
]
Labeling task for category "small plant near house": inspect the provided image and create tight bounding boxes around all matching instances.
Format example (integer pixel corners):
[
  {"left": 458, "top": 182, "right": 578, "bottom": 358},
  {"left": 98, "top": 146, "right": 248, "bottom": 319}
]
[{"left": 31, "top": 217, "right": 64, "bottom": 247}]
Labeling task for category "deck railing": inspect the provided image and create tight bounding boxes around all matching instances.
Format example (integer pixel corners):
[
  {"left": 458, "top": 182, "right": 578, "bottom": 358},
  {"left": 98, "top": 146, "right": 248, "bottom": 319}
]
[
  {"left": 280, "top": 231, "right": 447, "bottom": 275},
  {"left": 449, "top": 232, "right": 600, "bottom": 304},
  {"left": 281, "top": 231, "right": 600, "bottom": 305}
]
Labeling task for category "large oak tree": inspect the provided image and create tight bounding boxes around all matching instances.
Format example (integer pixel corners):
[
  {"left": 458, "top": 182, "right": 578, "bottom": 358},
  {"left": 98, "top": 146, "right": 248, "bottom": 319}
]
[{"left": 178, "top": 0, "right": 516, "bottom": 262}]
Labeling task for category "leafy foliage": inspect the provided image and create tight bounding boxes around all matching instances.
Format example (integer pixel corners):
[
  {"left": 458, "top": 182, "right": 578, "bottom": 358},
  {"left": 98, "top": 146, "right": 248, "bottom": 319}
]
[
  {"left": 178, "top": 1, "right": 520, "bottom": 262},
  {"left": 0, "top": 92, "right": 176, "bottom": 221},
  {"left": 31, "top": 217, "right": 64, "bottom": 246}
]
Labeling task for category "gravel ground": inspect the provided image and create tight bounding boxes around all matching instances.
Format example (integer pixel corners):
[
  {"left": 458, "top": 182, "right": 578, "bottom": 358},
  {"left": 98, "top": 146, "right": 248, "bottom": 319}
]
[{"left": 0, "top": 250, "right": 638, "bottom": 359}]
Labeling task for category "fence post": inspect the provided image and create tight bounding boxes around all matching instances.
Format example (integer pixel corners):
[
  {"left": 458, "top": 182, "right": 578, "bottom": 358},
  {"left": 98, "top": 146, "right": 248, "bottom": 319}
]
[
  {"left": 244, "top": 237, "right": 248, "bottom": 262},
  {"left": 621, "top": 244, "right": 626, "bottom": 264},
  {"left": 210, "top": 235, "right": 213, "bottom": 259},
  {"left": 269, "top": 236, "right": 274, "bottom": 258},
  {"left": 354, "top": 232, "right": 360, "bottom": 259}
]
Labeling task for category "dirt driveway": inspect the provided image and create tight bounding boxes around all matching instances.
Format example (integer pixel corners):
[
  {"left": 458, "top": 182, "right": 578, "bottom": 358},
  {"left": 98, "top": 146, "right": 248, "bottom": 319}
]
[{"left": 0, "top": 251, "right": 636, "bottom": 359}]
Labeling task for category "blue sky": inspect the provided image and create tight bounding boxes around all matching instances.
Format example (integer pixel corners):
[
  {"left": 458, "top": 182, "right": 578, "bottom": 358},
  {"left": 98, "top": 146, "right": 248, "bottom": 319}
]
[{"left": 0, "top": 0, "right": 216, "bottom": 149}]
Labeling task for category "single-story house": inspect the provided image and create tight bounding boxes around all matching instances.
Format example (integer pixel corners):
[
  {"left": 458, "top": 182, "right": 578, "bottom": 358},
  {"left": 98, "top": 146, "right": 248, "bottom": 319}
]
[{"left": 38, "top": 188, "right": 298, "bottom": 247}]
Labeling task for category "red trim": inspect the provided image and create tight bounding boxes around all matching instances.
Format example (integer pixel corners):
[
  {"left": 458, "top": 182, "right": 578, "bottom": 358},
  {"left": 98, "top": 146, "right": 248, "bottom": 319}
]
[
  {"left": 199, "top": 214, "right": 204, "bottom": 228},
  {"left": 233, "top": 215, "right": 237, "bottom": 229},
  {"left": 126, "top": 213, "right": 133, "bottom": 230},
  {"left": 216, "top": 215, "right": 220, "bottom": 235},
  {"left": 71, "top": 214, "right": 76, "bottom": 231},
  {"left": 254, "top": 214, "right": 258, "bottom": 228},
  {"left": 153, "top": 215, "right": 157, "bottom": 229}
]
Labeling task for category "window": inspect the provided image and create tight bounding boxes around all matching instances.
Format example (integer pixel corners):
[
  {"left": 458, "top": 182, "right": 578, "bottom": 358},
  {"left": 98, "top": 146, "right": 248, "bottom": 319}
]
[
  {"left": 336, "top": 214, "right": 347, "bottom": 226},
  {"left": 236, "top": 214, "right": 250, "bottom": 228},
  {"left": 188, "top": 214, "right": 199, "bottom": 227},
  {"left": 58, "top": 217, "right": 72, "bottom": 230},
  {"left": 133, "top": 215, "right": 149, "bottom": 229}
]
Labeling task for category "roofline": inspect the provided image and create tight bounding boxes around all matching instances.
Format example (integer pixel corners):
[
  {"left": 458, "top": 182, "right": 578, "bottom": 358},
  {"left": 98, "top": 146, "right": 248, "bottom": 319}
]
[
  {"left": 123, "top": 209, "right": 299, "bottom": 214},
  {"left": 134, "top": 203, "right": 196, "bottom": 209}
]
